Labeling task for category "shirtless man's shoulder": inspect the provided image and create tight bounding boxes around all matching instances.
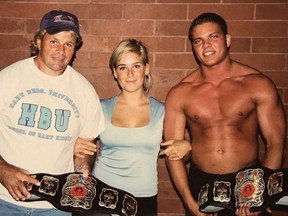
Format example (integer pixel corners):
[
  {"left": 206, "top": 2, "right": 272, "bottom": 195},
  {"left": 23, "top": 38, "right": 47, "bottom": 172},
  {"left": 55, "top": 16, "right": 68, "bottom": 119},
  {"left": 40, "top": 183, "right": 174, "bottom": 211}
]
[
  {"left": 232, "top": 61, "right": 279, "bottom": 97},
  {"left": 168, "top": 60, "right": 276, "bottom": 99},
  {"left": 167, "top": 69, "right": 200, "bottom": 96}
]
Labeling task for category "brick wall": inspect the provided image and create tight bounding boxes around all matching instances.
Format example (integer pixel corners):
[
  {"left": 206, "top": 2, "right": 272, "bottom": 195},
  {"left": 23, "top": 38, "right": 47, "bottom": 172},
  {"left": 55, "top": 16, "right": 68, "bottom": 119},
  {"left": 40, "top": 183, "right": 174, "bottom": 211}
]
[{"left": 0, "top": 1, "right": 287, "bottom": 215}]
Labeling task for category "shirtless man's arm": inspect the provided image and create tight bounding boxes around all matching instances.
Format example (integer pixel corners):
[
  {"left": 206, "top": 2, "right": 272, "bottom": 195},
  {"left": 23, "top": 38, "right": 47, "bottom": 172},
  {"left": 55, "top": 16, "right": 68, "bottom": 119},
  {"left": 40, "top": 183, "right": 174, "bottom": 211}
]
[
  {"left": 164, "top": 82, "right": 206, "bottom": 216},
  {"left": 253, "top": 75, "right": 286, "bottom": 169}
]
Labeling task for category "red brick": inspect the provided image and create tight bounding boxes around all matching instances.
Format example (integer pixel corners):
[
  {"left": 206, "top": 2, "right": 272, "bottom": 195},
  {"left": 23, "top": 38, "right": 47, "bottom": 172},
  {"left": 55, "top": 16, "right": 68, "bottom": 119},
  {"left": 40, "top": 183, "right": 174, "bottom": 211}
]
[
  {"left": 156, "top": 53, "right": 197, "bottom": 69},
  {"left": 90, "top": 20, "right": 123, "bottom": 35},
  {"left": 0, "top": 51, "right": 27, "bottom": 70},
  {"left": 91, "top": 20, "right": 155, "bottom": 36},
  {"left": 0, "top": 35, "right": 29, "bottom": 50},
  {"left": 256, "top": 4, "right": 288, "bottom": 20},
  {"left": 90, "top": 4, "right": 122, "bottom": 19},
  {"left": 284, "top": 89, "right": 288, "bottom": 104},
  {"left": 0, "top": 3, "right": 59, "bottom": 18},
  {"left": 232, "top": 54, "right": 286, "bottom": 71},
  {"left": 185, "top": 42, "right": 192, "bottom": 53},
  {"left": 228, "top": 21, "right": 287, "bottom": 37},
  {"left": 160, "top": 0, "right": 219, "bottom": 2},
  {"left": 71, "top": 51, "right": 90, "bottom": 69},
  {"left": 224, "top": 0, "right": 287, "bottom": 2},
  {"left": 90, "top": 52, "right": 111, "bottom": 68},
  {"left": 78, "top": 20, "right": 90, "bottom": 36},
  {"left": 152, "top": 69, "right": 190, "bottom": 87},
  {"left": 188, "top": 4, "right": 254, "bottom": 20},
  {"left": 230, "top": 37, "right": 251, "bottom": 53},
  {"left": 0, "top": 18, "right": 25, "bottom": 33},
  {"left": 252, "top": 38, "right": 288, "bottom": 53},
  {"left": 91, "top": 0, "right": 138, "bottom": 3},
  {"left": 58, "top": 6, "right": 90, "bottom": 20},
  {"left": 142, "top": 37, "right": 187, "bottom": 52},
  {"left": 88, "top": 37, "right": 121, "bottom": 52},
  {"left": 26, "top": 19, "right": 41, "bottom": 34},
  {"left": 263, "top": 72, "right": 288, "bottom": 87},
  {"left": 122, "top": 20, "right": 155, "bottom": 36},
  {"left": 124, "top": 4, "right": 187, "bottom": 20},
  {"left": 156, "top": 21, "right": 191, "bottom": 36},
  {"left": 158, "top": 197, "right": 185, "bottom": 214},
  {"left": 1, "top": 0, "right": 26, "bottom": 1},
  {"left": 27, "top": 0, "right": 90, "bottom": 2},
  {"left": 158, "top": 180, "right": 179, "bottom": 198},
  {"left": 149, "top": 86, "right": 172, "bottom": 101}
]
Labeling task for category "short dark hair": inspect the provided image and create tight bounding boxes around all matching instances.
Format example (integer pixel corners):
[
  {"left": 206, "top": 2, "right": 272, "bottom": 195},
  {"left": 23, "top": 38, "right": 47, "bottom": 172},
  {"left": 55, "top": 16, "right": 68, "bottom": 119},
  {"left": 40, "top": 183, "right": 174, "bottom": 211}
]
[{"left": 188, "top": 12, "right": 228, "bottom": 43}]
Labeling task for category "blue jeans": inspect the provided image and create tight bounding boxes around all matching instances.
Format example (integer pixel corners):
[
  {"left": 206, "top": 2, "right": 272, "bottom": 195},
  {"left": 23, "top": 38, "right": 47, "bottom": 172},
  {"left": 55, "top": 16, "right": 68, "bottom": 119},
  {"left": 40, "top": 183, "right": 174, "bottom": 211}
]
[{"left": 0, "top": 199, "right": 72, "bottom": 216}]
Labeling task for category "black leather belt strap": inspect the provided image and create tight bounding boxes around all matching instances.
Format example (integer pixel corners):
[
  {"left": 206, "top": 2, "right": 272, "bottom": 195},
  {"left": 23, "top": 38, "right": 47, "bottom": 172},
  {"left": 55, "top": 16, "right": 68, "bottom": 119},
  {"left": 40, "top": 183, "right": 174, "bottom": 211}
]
[
  {"left": 198, "top": 166, "right": 288, "bottom": 213},
  {"left": 23, "top": 172, "right": 138, "bottom": 216}
]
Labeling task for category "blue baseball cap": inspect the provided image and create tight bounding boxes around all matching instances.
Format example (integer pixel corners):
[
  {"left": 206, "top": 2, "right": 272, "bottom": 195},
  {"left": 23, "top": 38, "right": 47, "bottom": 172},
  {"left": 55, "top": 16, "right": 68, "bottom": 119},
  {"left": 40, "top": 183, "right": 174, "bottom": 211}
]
[{"left": 40, "top": 10, "right": 82, "bottom": 43}]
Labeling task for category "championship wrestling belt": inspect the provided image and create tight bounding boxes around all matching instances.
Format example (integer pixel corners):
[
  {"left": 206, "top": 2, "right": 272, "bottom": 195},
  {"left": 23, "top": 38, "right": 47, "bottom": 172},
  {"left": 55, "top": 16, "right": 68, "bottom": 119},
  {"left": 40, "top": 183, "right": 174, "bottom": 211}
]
[
  {"left": 23, "top": 172, "right": 137, "bottom": 216},
  {"left": 198, "top": 166, "right": 288, "bottom": 213}
]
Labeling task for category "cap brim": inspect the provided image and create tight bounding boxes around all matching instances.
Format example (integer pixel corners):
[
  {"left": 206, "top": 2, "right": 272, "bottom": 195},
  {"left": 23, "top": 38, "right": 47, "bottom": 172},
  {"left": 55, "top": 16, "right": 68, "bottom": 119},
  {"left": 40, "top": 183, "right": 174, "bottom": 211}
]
[{"left": 45, "top": 26, "right": 82, "bottom": 43}]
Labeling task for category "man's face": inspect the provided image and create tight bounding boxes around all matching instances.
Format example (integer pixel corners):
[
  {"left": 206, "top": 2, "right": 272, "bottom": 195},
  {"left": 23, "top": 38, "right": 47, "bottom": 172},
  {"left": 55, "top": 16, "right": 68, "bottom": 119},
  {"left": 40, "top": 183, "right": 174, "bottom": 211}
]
[
  {"left": 191, "top": 22, "right": 231, "bottom": 68},
  {"left": 35, "top": 31, "right": 77, "bottom": 76}
]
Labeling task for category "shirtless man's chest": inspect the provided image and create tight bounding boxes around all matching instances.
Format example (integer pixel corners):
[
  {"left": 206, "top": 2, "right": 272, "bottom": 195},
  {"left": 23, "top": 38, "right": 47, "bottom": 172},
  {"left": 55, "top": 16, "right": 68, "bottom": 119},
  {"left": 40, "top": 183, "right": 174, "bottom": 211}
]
[{"left": 182, "top": 77, "right": 260, "bottom": 173}]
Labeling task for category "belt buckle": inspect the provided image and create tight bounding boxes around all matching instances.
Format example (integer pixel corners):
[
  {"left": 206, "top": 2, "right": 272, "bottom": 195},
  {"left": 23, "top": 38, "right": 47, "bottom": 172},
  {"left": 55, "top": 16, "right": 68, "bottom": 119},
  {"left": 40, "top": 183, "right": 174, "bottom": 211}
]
[
  {"left": 268, "top": 171, "right": 283, "bottom": 196},
  {"left": 213, "top": 181, "right": 231, "bottom": 203},
  {"left": 38, "top": 175, "right": 59, "bottom": 196},
  {"left": 235, "top": 168, "right": 265, "bottom": 208},
  {"left": 60, "top": 173, "right": 97, "bottom": 210}
]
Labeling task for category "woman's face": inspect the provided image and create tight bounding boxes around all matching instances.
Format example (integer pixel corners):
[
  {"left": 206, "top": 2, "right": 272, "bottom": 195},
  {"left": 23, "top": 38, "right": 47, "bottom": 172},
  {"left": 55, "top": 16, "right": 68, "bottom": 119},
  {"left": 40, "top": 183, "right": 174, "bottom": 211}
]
[{"left": 114, "top": 52, "right": 149, "bottom": 93}]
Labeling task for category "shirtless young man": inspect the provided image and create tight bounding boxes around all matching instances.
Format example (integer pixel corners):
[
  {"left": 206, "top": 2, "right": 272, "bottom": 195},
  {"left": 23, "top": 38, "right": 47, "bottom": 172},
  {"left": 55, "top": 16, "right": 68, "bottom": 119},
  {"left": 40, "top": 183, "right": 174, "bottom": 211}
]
[{"left": 163, "top": 12, "right": 286, "bottom": 216}]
